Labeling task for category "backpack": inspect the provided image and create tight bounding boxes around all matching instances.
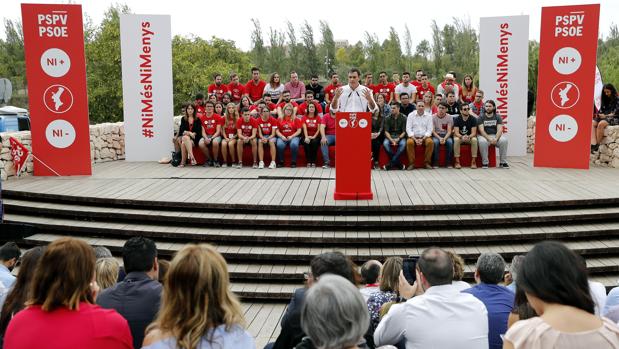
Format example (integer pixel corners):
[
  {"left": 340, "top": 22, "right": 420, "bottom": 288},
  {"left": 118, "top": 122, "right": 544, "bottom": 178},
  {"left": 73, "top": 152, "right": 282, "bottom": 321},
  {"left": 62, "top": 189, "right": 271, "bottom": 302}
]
[{"left": 170, "top": 151, "right": 182, "bottom": 167}]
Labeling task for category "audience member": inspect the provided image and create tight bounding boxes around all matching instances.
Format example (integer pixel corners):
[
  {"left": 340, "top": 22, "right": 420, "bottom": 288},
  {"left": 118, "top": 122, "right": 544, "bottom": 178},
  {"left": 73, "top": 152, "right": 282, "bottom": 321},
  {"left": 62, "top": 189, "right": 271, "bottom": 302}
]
[
  {"left": 228, "top": 73, "right": 245, "bottom": 103},
  {"left": 257, "top": 106, "right": 278, "bottom": 169},
  {"left": 199, "top": 101, "right": 223, "bottom": 167},
  {"left": 376, "top": 93, "right": 392, "bottom": 119},
  {"left": 398, "top": 93, "right": 415, "bottom": 116},
  {"left": 432, "top": 102, "right": 454, "bottom": 168},
  {"left": 176, "top": 102, "right": 202, "bottom": 167},
  {"left": 0, "top": 242, "right": 20, "bottom": 289},
  {"left": 447, "top": 251, "right": 471, "bottom": 291},
  {"left": 245, "top": 67, "right": 267, "bottom": 103},
  {"left": 592, "top": 83, "right": 618, "bottom": 152},
  {"left": 324, "top": 72, "right": 341, "bottom": 107},
  {"left": 463, "top": 253, "right": 514, "bottom": 349},
  {"left": 298, "top": 91, "right": 323, "bottom": 117},
  {"left": 360, "top": 260, "right": 382, "bottom": 301},
  {"left": 371, "top": 107, "right": 385, "bottom": 169},
  {"left": 319, "top": 113, "right": 336, "bottom": 169},
  {"left": 469, "top": 90, "right": 486, "bottom": 118},
  {"left": 477, "top": 100, "right": 509, "bottom": 169},
  {"left": 0, "top": 246, "right": 45, "bottom": 341},
  {"left": 97, "top": 236, "right": 162, "bottom": 349},
  {"left": 374, "top": 247, "right": 488, "bottom": 348},
  {"left": 445, "top": 91, "right": 461, "bottom": 116},
  {"left": 221, "top": 103, "right": 240, "bottom": 167},
  {"left": 415, "top": 73, "right": 435, "bottom": 101},
  {"left": 143, "top": 244, "right": 253, "bottom": 349},
  {"left": 305, "top": 75, "right": 324, "bottom": 104},
  {"left": 298, "top": 274, "right": 370, "bottom": 349},
  {"left": 460, "top": 74, "right": 478, "bottom": 104},
  {"left": 505, "top": 255, "right": 524, "bottom": 293},
  {"left": 268, "top": 252, "right": 357, "bottom": 349},
  {"left": 94, "top": 246, "right": 113, "bottom": 259},
  {"left": 376, "top": 71, "right": 395, "bottom": 103},
  {"left": 194, "top": 93, "right": 206, "bottom": 117},
  {"left": 301, "top": 103, "right": 322, "bottom": 167},
  {"left": 276, "top": 90, "right": 299, "bottom": 118},
  {"left": 4, "top": 238, "right": 132, "bottom": 349},
  {"left": 95, "top": 257, "right": 120, "bottom": 291},
  {"left": 453, "top": 103, "right": 479, "bottom": 169},
  {"left": 405, "top": 100, "right": 434, "bottom": 170},
  {"left": 157, "top": 259, "right": 170, "bottom": 285},
  {"left": 364, "top": 72, "right": 376, "bottom": 95},
  {"left": 264, "top": 73, "right": 285, "bottom": 104},
  {"left": 367, "top": 257, "right": 402, "bottom": 333},
  {"left": 507, "top": 286, "right": 537, "bottom": 329},
  {"left": 285, "top": 71, "right": 306, "bottom": 104},
  {"left": 504, "top": 241, "right": 619, "bottom": 349},
  {"left": 208, "top": 73, "right": 229, "bottom": 102},
  {"left": 422, "top": 90, "right": 436, "bottom": 116},
  {"left": 580, "top": 256, "right": 608, "bottom": 316},
  {"left": 437, "top": 73, "right": 460, "bottom": 101},
  {"left": 236, "top": 108, "right": 259, "bottom": 168},
  {"left": 395, "top": 72, "right": 417, "bottom": 103},
  {"left": 382, "top": 103, "right": 407, "bottom": 170},
  {"left": 276, "top": 103, "right": 302, "bottom": 168}
]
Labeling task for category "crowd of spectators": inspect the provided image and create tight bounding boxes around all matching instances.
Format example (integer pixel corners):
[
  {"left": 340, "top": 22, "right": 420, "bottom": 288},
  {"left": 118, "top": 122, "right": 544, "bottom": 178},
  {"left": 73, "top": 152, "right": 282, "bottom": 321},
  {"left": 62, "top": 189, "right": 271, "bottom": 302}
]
[{"left": 0, "top": 238, "right": 619, "bottom": 348}]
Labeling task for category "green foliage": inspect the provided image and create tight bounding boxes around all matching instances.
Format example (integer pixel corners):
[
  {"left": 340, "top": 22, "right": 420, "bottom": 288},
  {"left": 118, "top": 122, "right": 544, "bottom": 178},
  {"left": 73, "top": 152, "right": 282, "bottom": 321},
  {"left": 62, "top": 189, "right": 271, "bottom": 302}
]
[{"left": 0, "top": 19, "right": 26, "bottom": 107}]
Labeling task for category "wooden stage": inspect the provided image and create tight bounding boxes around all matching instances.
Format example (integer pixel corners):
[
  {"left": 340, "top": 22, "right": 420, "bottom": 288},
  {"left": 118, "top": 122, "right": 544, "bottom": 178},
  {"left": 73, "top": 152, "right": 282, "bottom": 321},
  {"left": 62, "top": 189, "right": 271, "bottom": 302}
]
[{"left": 3, "top": 155, "right": 619, "bottom": 345}]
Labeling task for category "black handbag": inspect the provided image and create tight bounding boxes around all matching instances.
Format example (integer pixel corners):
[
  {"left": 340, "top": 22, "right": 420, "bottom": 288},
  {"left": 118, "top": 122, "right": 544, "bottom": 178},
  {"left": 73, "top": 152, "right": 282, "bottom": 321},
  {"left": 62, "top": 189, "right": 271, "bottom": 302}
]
[{"left": 170, "top": 150, "right": 182, "bottom": 167}]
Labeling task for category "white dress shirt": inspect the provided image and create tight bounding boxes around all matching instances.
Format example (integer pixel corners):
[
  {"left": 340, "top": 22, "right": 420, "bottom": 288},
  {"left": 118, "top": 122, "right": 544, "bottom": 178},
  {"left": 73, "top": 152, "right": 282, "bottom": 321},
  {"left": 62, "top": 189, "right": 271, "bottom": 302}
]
[
  {"left": 406, "top": 112, "right": 433, "bottom": 138},
  {"left": 330, "top": 84, "right": 378, "bottom": 113},
  {"left": 589, "top": 280, "right": 607, "bottom": 316},
  {"left": 374, "top": 284, "right": 489, "bottom": 349}
]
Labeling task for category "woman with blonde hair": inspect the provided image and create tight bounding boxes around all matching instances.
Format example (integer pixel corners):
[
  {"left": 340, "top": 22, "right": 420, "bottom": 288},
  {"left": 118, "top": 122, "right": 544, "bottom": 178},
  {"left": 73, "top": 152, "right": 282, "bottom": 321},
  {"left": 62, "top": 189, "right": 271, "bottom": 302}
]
[
  {"left": 4, "top": 238, "right": 132, "bottom": 349},
  {"left": 221, "top": 103, "right": 240, "bottom": 167},
  {"left": 446, "top": 251, "right": 471, "bottom": 291},
  {"left": 143, "top": 244, "right": 253, "bottom": 349},
  {"left": 95, "top": 257, "right": 120, "bottom": 290},
  {"left": 367, "top": 257, "right": 402, "bottom": 334}
]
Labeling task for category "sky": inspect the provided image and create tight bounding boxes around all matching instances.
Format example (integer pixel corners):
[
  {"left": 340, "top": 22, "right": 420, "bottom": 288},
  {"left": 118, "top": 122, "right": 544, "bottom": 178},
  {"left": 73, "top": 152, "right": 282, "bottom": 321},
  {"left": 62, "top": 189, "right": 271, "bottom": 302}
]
[{"left": 1, "top": 0, "right": 617, "bottom": 51}]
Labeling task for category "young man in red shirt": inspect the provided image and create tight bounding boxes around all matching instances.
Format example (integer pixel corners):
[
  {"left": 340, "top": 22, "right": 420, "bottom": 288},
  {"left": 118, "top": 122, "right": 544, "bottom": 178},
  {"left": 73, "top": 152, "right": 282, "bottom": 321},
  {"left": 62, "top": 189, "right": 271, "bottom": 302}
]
[
  {"left": 236, "top": 108, "right": 259, "bottom": 168},
  {"left": 227, "top": 73, "right": 245, "bottom": 104},
  {"left": 297, "top": 91, "right": 323, "bottom": 117},
  {"left": 415, "top": 74, "right": 436, "bottom": 101},
  {"left": 375, "top": 71, "right": 395, "bottom": 103},
  {"left": 323, "top": 72, "right": 341, "bottom": 108},
  {"left": 256, "top": 106, "right": 278, "bottom": 169},
  {"left": 207, "top": 73, "right": 229, "bottom": 102},
  {"left": 244, "top": 67, "right": 267, "bottom": 103},
  {"left": 198, "top": 101, "right": 223, "bottom": 167},
  {"left": 412, "top": 69, "right": 424, "bottom": 88},
  {"left": 276, "top": 90, "right": 299, "bottom": 118},
  {"left": 364, "top": 73, "right": 377, "bottom": 95},
  {"left": 194, "top": 93, "right": 206, "bottom": 118}
]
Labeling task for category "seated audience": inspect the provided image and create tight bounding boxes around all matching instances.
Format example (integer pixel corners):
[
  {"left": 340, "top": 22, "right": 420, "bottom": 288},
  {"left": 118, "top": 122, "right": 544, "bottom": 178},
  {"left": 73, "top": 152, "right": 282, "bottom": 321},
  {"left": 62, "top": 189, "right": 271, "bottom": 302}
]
[
  {"left": 236, "top": 108, "right": 259, "bottom": 169},
  {"left": 319, "top": 113, "right": 336, "bottom": 169},
  {"left": 447, "top": 251, "right": 471, "bottom": 291},
  {"left": 157, "top": 259, "right": 170, "bottom": 285},
  {"left": 507, "top": 286, "right": 537, "bottom": 329},
  {"left": 367, "top": 257, "right": 402, "bottom": 334},
  {"left": 198, "top": 101, "right": 223, "bottom": 167},
  {"left": 257, "top": 106, "right": 278, "bottom": 169},
  {"left": 285, "top": 71, "right": 306, "bottom": 104},
  {"left": 394, "top": 72, "right": 417, "bottom": 103},
  {"left": 445, "top": 91, "right": 461, "bottom": 117},
  {"left": 264, "top": 72, "right": 285, "bottom": 104},
  {"left": 94, "top": 246, "right": 113, "bottom": 259},
  {"left": 143, "top": 244, "right": 253, "bottom": 349},
  {"left": 4, "top": 238, "right": 132, "bottom": 349},
  {"left": 221, "top": 103, "right": 240, "bottom": 167},
  {"left": 453, "top": 103, "right": 479, "bottom": 169},
  {"left": 415, "top": 74, "right": 435, "bottom": 102},
  {"left": 580, "top": 256, "right": 607, "bottom": 316},
  {"left": 592, "top": 83, "right": 618, "bottom": 152},
  {"left": 422, "top": 90, "right": 437, "bottom": 116},
  {"left": 469, "top": 90, "right": 486, "bottom": 118},
  {"left": 276, "top": 103, "right": 302, "bottom": 168},
  {"left": 176, "top": 102, "right": 202, "bottom": 167},
  {"left": 477, "top": 100, "right": 509, "bottom": 169},
  {"left": 95, "top": 257, "right": 120, "bottom": 291},
  {"left": 437, "top": 73, "right": 460, "bottom": 101},
  {"left": 0, "top": 246, "right": 45, "bottom": 341},
  {"left": 371, "top": 106, "right": 385, "bottom": 169},
  {"left": 463, "top": 253, "right": 514, "bottom": 349},
  {"left": 207, "top": 73, "right": 229, "bottom": 102},
  {"left": 406, "top": 100, "right": 434, "bottom": 170},
  {"left": 461, "top": 74, "right": 478, "bottom": 104},
  {"left": 298, "top": 274, "right": 370, "bottom": 349},
  {"left": 359, "top": 260, "right": 382, "bottom": 301},
  {"left": 505, "top": 255, "right": 525, "bottom": 293},
  {"left": 245, "top": 67, "right": 267, "bottom": 103},
  {"left": 398, "top": 93, "right": 415, "bottom": 116},
  {"left": 374, "top": 247, "right": 488, "bottom": 349},
  {"left": 298, "top": 91, "right": 323, "bottom": 117},
  {"left": 228, "top": 73, "right": 245, "bottom": 103},
  {"left": 305, "top": 75, "right": 325, "bottom": 105},
  {"left": 382, "top": 103, "right": 407, "bottom": 170},
  {"left": 432, "top": 102, "right": 454, "bottom": 168},
  {"left": 301, "top": 103, "right": 322, "bottom": 167},
  {"left": 268, "top": 252, "right": 358, "bottom": 349},
  {"left": 504, "top": 241, "right": 619, "bottom": 349},
  {"left": 0, "top": 243, "right": 20, "bottom": 289},
  {"left": 375, "top": 93, "right": 392, "bottom": 120},
  {"left": 97, "top": 236, "right": 162, "bottom": 349}
]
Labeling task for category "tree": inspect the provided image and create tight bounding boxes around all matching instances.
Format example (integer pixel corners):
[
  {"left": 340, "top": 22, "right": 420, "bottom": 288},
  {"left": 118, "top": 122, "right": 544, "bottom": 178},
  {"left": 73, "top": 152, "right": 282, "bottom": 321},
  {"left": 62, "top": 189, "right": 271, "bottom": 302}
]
[
  {"left": 415, "top": 40, "right": 431, "bottom": 60},
  {"left": 286, "top": 21, "right": 300, "bottom": 75},
  {"left": 319, "top": 21, "right": 335, "bottom": 77},
  {"left": 383, "top": 27, "right": 403, "bottom": 73},
  {"left": 403, "top": 24, "right": 413, "bottom": 72},
  {"left": 300, "top": 21, "right": 320, "bottom": 77},
  {"left": 430, "top": 20, "right": 443, "bottom": 78},
  {"left": 267, "top": 27, "right": 286, "bottom": 75},
  {"left": 0, "top": 19, "right": 26, "bottom": 107},
  {"left": 250, "top": 18, "right": 266, "bottom": 69}
]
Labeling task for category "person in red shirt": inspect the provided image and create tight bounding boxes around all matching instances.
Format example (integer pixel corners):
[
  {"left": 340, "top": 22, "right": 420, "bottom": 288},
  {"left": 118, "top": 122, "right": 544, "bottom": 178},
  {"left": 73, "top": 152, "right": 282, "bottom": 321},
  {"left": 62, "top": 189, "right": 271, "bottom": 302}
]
[
  {"left": 4, "top": 238, "right": 133, "bottom": 349},
  {"left": 236, "top": 108, "right": 259, "bottom": 168},
  {"left": 257, "top": 106, "right": 278, "bottom": 169},
  {"left": 301, "top": 103, "right": 322, "bottom": 167},
  {"left": 276, "top": 103, "right": 302, "bottom": 167},
  {"left": 324, "top": 72, "right": 341, "bottom": 107},
  {"left": 227, "top": 73, "right": 245, "bottom": 103},
  {"left": 214, "top": 101, "right": 225, "bottom": 116},
  {"left": 221, "top": 103, "right": 239, "bottom": 167},
  {"left": 319, "top": 112, "right": 337, "bottom": 168},
  {"left": 376, "top": 71, "right": 395, "bottom": 103},
  {"left": 364, "top": 72, "right": 377, "bottom": 95},
  {"left": 244, "top": 67, "right": 267, "bottom": 103},
  {"left": 194, "top": 93, "right": 206, "bottom": 118},
  {"left": 198, "top": 101, "right": 223, "bottom": 167},
  {"left": 392, "top": 72, "right": 401, "bottom": 86},
  {"left": 207, "top": 73, "right": 229, "bottom": 102},
  {"left": 276, "top": 90, "right": 299, "bottom": 118},
  {"left": 460, "top": 74, "right": 478, "bottom": 104},
  {"left": 415, "top": 73, "right": 436, "bottom": 101},
  {"left": 412, "top": 69, "right": 424, "bottom": 88},
  {"left": 297, "top": 91, "right": 323, "bottom": 117}
]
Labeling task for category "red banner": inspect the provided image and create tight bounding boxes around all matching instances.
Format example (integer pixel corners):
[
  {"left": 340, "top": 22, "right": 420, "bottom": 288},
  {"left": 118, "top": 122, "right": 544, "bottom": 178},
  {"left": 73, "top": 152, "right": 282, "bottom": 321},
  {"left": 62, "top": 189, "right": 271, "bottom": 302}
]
[
  {"left": 9, "top": 137, "right": 30, "bottom": 176},
  {"left": 21, "top": 4, "right": 91, "bottom": 175},
  {"left": 534, "top": 4, "right": 600, "bottom": 169},
  {"left": 335, "top": 112, "right": 373, "bottom": 200}
]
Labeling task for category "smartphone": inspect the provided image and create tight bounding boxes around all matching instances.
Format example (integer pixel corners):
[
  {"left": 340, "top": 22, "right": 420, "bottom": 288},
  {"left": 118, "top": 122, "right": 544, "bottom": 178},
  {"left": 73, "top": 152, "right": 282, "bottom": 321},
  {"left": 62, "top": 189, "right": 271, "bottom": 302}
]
[{"left": 402, "top": 256, "right": 419, "bottom": 285}]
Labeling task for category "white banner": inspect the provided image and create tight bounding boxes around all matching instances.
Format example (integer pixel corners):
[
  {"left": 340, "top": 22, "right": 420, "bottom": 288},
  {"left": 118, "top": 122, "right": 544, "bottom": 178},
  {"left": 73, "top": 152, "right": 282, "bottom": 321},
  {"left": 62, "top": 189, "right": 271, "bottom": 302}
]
[
  {"left": 479, "top": 15, "right": 529, "bottom": 156},
  {"left": 120, "top": 14, "right": 173, "bottom": 161}
]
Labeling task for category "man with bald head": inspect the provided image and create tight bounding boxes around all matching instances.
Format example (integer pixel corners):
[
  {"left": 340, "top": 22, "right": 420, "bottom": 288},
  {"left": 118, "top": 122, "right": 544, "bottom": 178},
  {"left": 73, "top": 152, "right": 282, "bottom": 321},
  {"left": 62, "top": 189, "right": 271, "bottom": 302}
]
[{"left": 374, "top": 247, "right": 489, "bottom": 349}]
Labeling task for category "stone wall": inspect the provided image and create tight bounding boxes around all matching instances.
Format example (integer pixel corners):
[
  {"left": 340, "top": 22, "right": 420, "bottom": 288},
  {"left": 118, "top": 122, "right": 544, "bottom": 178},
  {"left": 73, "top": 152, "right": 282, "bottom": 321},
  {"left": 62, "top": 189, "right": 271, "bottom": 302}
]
[{"left": 1, "top": 122, "right": 125, "bottom": 180}]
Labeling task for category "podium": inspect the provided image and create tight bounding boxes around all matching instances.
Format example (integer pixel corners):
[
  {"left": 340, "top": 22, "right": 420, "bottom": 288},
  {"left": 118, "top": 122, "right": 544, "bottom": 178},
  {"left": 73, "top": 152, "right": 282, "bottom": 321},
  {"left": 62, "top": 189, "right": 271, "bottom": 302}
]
[{"left": 334, "top": 112, "right": 373, "bottom": 200}]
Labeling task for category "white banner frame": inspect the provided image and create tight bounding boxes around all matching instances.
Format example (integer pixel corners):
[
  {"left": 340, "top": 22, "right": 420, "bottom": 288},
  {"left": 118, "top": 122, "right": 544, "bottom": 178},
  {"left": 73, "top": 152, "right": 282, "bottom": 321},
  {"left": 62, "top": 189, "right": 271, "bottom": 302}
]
[
  {"left": 479, "top": 15, "right": 529, "bottom": 157},
  {"left": 120, "top": 14, "right": 173, "bottom": 161}
]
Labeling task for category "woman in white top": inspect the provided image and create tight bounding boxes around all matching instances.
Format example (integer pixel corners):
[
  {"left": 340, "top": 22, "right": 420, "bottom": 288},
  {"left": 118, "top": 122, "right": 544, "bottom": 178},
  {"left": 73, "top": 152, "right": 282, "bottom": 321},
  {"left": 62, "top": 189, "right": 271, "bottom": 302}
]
[
  {"left": 142, "top": 244, "right": 253, "bottom": 349},
  {"left": 263, "top": 72, "right": 285, "bottom": 104},
  {"left": 504, "top": 241, "right": 619, "bottom": 349}
]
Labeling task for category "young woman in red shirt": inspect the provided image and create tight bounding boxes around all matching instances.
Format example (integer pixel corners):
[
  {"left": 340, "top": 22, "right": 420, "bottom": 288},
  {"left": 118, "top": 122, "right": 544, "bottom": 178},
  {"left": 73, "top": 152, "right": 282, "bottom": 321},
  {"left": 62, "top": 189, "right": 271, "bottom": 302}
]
[
  {"left": 301, "top": 103, "right": 322, "bottom": 167},
  {"left": 236, "top": 108, "right": 259, "bottom": 169},
  {"left": 221, "top": 103, "right": 239, "bottom": 167},
  {"left": 276, "top": 103, "right": 302, "bottom": 168},
  {"left": 257, "top": 106, "right": 278, "bottom": 169}
]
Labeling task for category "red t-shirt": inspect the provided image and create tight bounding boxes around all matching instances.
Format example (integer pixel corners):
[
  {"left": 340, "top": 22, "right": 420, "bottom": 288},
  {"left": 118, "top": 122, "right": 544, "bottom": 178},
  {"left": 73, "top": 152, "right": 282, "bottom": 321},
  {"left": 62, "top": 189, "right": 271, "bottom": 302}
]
[
  {"left": 302, "top": 115, "right": 321, "bottom": 136},
  {"left": 277, "top": 101, "right": 299, "bottom": 110},
  {"left": 223, "top": 119, "right": 237, "bottom": 139},
  {"left": 195, "top": 104, "right": 206, "bottom": 118},
  {"left": 278, "top": 117, "right": 301, "bottom": 137},
  {"left": 416, "top": 83, "right": 436, "bottom": 101},
  {"left": 324, "top": 83, "right": 341, "bottom": 102},
  {"left": 412, "top": 80, "right": 422, "bottom": 88},
  {"left": 376, "top": 83, "right": 395, "bottom": 102},
  {"left": 321, "top": 114, "right": 337, "bottom": 135},
  {"left": 245, "top": 80, "right": 267, "bottom": 102},
  {"left": 236, "top": 117, "right": 259, "bottom": 137},
  {"left": 257, "top": 116, "right": 278, "bottom": 137},
  {"left": 297, "top": 101, "right": 323, "bottom": 116},
  {"left": 227, "top": 82, "right": 245, "bottom": 103},
  {"left": 365, "top": 84, "right": 377, "bottom": 95},
  {"left": 4, "top": 302, "right": 132, "bottom": 349},
  {"left": 199, "top": 113, "right": 223, "bottom": 136},
  {"left": 207, "top": 84, "right": 229, "bottom": 101}
]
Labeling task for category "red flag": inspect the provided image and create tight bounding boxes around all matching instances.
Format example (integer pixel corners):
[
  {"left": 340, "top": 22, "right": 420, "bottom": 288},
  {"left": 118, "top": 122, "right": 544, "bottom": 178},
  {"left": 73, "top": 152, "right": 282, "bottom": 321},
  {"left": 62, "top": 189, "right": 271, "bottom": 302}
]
[{"left": 9, "top": 137, "right": 30, "bottom": 176}]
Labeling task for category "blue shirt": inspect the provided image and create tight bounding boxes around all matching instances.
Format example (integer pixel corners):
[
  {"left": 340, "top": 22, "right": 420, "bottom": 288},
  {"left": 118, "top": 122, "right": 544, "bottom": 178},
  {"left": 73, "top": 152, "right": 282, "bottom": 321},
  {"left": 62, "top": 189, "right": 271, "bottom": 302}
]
[
  {"left": 463, "top": 283, "right": 514, "bottom": 349},
  {"left": 0, "top": 264, "right": 16, "bottom": 289},
  {"left": 143, "top": 324, "right": 254, "bottom": 349}
]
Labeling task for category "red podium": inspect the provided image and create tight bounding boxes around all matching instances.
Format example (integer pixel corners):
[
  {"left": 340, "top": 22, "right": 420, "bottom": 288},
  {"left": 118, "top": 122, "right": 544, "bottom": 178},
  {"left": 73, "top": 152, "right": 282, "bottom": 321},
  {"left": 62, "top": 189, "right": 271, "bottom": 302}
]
[{"left": 334, "top": 112, "right": 373, "bottom": 200}]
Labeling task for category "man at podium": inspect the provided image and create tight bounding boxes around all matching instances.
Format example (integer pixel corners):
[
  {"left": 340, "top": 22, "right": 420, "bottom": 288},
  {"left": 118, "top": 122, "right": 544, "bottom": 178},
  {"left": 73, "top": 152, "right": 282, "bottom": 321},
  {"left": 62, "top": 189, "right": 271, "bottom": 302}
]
[{"left": 330, "top": 68, "right": 379, "bottom": 114}]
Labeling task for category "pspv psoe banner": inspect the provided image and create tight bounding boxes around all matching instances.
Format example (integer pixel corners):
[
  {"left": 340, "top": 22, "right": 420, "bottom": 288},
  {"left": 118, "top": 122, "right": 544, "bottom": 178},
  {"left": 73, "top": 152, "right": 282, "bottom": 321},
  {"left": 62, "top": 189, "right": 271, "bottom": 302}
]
[
  {"left": 335, "top": 112, "right": 373, "bottom": 200},
  {"left": 479, "top": 15, "right": 529, "bottom": 157},
  {"left": 21, "top": 4, "right": 91, "bottom": 176},
  {"left": 534, "top": 4, "right": 599, "bottom": 169},
  {"left": 120, "top": 15, "right": 173, "bottom": 161}
]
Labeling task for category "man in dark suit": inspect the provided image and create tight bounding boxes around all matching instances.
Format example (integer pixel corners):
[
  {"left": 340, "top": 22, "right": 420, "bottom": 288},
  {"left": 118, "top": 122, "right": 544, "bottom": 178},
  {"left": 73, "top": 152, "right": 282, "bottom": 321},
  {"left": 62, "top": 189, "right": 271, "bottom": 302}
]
[{"left": 97, "top": 237, "right": 161, "bottom": 349}]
